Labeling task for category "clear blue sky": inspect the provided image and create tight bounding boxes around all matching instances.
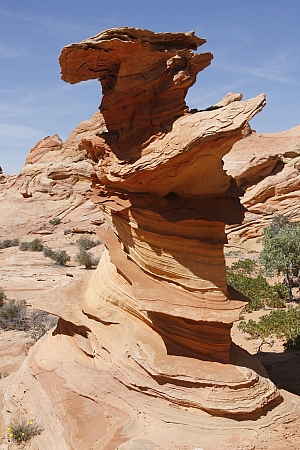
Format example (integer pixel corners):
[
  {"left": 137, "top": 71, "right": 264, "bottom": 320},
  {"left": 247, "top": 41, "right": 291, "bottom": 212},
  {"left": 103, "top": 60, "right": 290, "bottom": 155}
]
[{"left": 1, "top": 0, "right": 299, "bottom": 174}]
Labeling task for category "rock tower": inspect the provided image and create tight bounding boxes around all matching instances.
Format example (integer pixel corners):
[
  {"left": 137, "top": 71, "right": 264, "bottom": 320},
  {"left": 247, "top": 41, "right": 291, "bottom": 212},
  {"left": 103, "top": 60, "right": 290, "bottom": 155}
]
[{"left": 2, "top": 28, "right": 299, "bottom": 450}]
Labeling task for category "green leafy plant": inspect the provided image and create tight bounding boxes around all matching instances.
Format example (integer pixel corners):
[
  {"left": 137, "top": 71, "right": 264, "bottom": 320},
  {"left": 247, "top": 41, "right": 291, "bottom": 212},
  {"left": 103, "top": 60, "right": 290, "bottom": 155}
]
[
  {"left": 43, "top": 247, "right": 70, "bottom": 266},
  {"left": 76, "top": 248, "right": 99, "bottom": 269},
  {"left": 259, "top": 216, "right": 300, "bottom": 301},
  {"left": 230, "top": 258, "right": 258, "bottom": 275},
  {"left": 7, "top": 418, "right": 42, "bottom": 443},
  {"left": 49, "top": 217, "right": 61, "bottom": 226},
  {"left": 19, "top": 239, "right": 44, "bottom": 252},
  {"left": 227, "top": 263, "right": 287, "bottom": 312},
  {"left": 0, "top": 239, "right": 19, "bottom": 249},
  {"left": 238, "top": 305, "right": 300, "bottom": 349}
]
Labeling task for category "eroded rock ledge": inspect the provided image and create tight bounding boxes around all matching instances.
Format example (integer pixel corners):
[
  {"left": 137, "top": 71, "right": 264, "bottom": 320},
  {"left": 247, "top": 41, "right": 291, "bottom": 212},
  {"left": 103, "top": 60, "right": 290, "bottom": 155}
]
[
  {"left": 59, "top": 28, "right": 213, "bottom": 154},
  {"left": 2, "top": 28, "right": 299, "bottom": 450}
]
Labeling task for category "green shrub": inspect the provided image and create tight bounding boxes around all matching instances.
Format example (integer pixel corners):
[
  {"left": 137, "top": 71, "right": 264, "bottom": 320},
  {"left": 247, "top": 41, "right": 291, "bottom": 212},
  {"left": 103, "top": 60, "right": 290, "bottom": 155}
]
[
  {"left": 230, "top": 258, "right": 258, "bottom": 275},
  {"left": 76, "top": 249, "right": 99, "bottom": 269},
  {"left": 7, "top": 418, "right": 42, "bottom": 443},
  {"left": 76, "top": 236, "right": 100, "bottom": 250},
  {"left": 43, "top": 247, "right": 70, "bottom": 266},
  {"left": 0, "top": 239, "right": 19, "bottom": 249},
  {"left": 19, "top": 239, "right": 44, "bottom": 252},
  {"left": 64, "top": 229, "right": 72, "bottom": 235},
  {"left": 227, "top": 266, "right": 287, "bottom": 312},
  {"left": 49, "top": 217, "right": 61, "bottom": 226},
  {"left": 238, "top": 306, "right": 300, "bottom": 349}
]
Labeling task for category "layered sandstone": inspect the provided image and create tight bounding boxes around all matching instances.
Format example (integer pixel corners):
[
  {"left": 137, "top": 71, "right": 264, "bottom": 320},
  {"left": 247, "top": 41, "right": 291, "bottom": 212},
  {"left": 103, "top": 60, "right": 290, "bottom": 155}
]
[
  {"left": 1, "top": 28, "right": 299, "bottom": 449},
  {"left": 0, "top": 114, "right": 104, "bottom": 237},
  {"left": 224, "top": 125, "right": 300, "bottom": 247}
]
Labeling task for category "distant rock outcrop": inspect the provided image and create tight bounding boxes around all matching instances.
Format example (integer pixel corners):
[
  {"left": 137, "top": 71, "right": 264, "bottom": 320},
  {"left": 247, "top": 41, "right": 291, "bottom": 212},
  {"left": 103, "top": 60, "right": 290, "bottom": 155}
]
[
  {"left": 0, "top": 113, "right": 104, "bottom": 237},
  {"left": 225, "top": 125, "right": 300, "bottom": 247},
  {"left": 1, "top": 28, "right": 299, "bottom": 450}
]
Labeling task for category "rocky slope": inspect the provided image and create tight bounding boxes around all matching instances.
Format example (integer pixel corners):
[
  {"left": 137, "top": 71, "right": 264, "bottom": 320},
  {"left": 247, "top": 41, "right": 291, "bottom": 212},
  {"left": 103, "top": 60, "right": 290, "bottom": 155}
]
[
  {"left": 225, "top": 125, "right": 300, "bottom": 248},
  {"left": 0, "top": 113, "right": 105, "bottom": 238},
  {"left": 0, "top": 27, "right": 299, "bottom": 450}
]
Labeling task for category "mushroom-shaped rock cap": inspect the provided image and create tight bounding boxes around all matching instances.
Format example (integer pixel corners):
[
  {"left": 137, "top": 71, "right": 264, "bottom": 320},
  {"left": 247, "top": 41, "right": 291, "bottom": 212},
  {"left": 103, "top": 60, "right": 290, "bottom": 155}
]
[{"left": 59, "top": 27, "right": 213, "bottom": 150}]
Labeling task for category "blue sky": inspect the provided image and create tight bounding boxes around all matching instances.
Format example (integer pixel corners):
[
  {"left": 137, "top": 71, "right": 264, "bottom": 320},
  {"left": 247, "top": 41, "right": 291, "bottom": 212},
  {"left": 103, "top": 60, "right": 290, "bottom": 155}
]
[{"left": 0, "top": 0, "right": 299, "bottom": 174}]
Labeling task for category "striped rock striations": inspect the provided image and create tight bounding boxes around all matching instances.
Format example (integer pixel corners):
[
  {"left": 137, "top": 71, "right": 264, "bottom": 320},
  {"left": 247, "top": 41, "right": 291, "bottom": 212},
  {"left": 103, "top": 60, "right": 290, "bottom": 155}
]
[
  {"left": 0, "top": 114, "right": 104, "bottom": 237},
  {"left": 2, "top": 28, "right": 300, "bottom": 449},
  {"left": 60, "top": 28, "right": 282, "bottom": 416},
  {"left": 224, "top": 125, "right": 300, "bottom": 247}
]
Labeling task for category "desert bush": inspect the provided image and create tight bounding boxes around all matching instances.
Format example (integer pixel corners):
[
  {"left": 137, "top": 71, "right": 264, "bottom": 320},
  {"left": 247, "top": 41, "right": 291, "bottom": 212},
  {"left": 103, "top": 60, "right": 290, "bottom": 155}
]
[
  {"left": 76, "top": 236, "right": 100, "bottom": 250},
  {"left": 43, "top": 247, "right": 70, "bottom": 266},
  {"left": 0, "top": 239, "right": 19, "bottom": 249},
  {"left": 49, "top": 217, "right": 61, "bottom": 225},
  {"left": 76, "top": 248, "right": 99, "bottom": 269},
  {"left": 29, "top": 310, "right": 58, "bottom": 341},
  {"left": 227, "top": 265, "right": 287, "bottom": 312},
  {"left": 0, "top": 297, "right": 57, "bottom": 338},
  {"left": 0, "top": 299, "right": 28, "bottom": 330},
  {"left": 238, "top": 305, "right": 300, "bottom": 349},
  {"left": 19, "top": 238, "right": 44, "bottom": 252},
  {"left": 64, "top": 229, "right": 72, "bottom": 235},
  {"left": 43, "top": 247, "right": 53, "bottom": 258},
  {"left": 7, "top": 418, "right": 42, "bottom": 443},
  {"left": 0, "top": 286, "right": 6, "bottom": 305}
]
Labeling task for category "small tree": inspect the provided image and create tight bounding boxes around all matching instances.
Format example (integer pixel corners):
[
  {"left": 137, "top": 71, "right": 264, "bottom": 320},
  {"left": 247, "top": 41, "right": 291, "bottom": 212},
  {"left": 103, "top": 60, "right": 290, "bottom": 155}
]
[{"left": 259, "top": 216, "right": 300, "bottom": 302}]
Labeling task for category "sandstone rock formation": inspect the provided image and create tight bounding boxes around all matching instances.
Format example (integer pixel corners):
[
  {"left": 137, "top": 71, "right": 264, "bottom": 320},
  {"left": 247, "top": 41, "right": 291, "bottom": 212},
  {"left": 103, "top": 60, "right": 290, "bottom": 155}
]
[
  {"left": 224, "top": 125, "right": 300, "bottom": 248},
  {"left": 1, "top": 28, "right": 299, "bottom": 450},
  {"left": 0, "top": 114, "right": 104, "bottom": 237}
]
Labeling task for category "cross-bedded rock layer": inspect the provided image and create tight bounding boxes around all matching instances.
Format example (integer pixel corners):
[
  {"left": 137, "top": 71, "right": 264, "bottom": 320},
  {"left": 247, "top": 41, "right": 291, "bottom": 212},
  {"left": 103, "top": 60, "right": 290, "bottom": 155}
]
[
  {"left": 59, "top": 27, "right": 281, "bottom": 413},
  {"left": 2, "top": 28, "right": 299, "bottom": 449},
  {"left": 59, "top": 28, "right": 212, "bottom": 154},
  {"left": 224, "top": 125, "right": 300, "bottom": 247}
]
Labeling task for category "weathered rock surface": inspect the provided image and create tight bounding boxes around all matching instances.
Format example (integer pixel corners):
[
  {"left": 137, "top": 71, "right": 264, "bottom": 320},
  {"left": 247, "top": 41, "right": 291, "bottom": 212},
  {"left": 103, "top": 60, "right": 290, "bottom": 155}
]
[
  {"left": 0, "top": 113, "right": 104, "bottom": 237},
  {"left": 59, "top": 28, "right": 213, "bottom": 154},
  {"left": 224, "top": 125, "right": 300, "bottom": 248},
  {"left": 1, "top": 27, "right": 299, "bottom": 450}
]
